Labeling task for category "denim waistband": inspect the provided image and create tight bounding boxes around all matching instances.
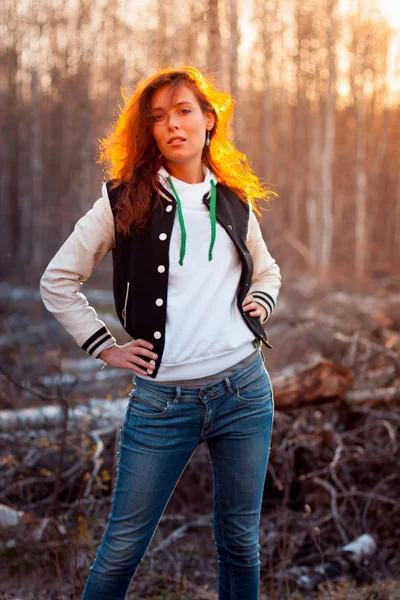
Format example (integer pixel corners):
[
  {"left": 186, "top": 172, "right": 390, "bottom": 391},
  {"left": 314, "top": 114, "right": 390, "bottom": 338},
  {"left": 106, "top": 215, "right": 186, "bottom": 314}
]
[{"left": 132, "top": 348, "right": 265, "bottom": 400}]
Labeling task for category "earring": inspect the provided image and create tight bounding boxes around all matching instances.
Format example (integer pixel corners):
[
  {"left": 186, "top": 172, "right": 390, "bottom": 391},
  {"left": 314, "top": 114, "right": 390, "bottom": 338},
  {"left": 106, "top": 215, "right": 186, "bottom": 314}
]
[{"left": 205, "top": 130, "right": 210, "bottom": 147}]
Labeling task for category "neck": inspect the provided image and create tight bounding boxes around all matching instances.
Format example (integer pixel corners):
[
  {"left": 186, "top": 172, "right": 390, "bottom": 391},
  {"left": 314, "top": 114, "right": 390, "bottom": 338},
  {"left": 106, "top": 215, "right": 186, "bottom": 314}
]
[{"left": 165, "top": 159, "right": 204, "bottom": 184}]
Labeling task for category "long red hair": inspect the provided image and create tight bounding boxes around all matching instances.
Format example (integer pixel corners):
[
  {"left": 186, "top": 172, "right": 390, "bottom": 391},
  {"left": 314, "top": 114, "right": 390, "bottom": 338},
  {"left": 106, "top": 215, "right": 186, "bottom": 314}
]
[{"left": 97, "top": 66, "right": 277, "bottom": 236}]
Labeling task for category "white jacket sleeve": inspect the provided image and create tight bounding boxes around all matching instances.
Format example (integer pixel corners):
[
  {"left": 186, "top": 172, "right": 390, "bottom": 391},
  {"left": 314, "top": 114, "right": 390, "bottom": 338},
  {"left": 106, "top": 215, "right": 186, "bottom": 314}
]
[
  {"left": 246, "top": 206, "right": 282, "bottom": 324},
  {"left": 40, "top": 182, "right": 117, "bottom": 359}
]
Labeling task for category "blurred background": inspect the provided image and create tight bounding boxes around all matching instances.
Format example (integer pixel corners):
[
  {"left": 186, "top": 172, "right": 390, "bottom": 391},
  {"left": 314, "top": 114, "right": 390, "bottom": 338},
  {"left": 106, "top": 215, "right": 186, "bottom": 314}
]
[
  {"left": 1, "top": 0, "right": 399, "bottom": 282},
  {"left": 0, "top": 1, "right": 399, "bottom": 599}
]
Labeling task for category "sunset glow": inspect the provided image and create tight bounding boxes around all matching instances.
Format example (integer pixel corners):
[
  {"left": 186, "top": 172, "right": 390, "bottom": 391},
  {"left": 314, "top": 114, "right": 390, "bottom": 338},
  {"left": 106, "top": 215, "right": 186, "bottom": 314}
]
[
  {"left": 340, "top": 0, "right": 400, "bottom": 28},
  {"left": 377, "top": 0, "right": 400, "bottom": 28}
]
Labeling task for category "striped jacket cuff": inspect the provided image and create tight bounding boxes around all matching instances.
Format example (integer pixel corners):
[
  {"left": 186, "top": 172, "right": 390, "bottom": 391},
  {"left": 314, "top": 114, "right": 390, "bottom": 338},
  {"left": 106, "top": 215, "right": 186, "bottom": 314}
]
[
  {"left": 81, "top": 326, "right": 116, "bottom": 359},
  {"left": 251, "top": 291, "right": 276, "bottom": 324}
]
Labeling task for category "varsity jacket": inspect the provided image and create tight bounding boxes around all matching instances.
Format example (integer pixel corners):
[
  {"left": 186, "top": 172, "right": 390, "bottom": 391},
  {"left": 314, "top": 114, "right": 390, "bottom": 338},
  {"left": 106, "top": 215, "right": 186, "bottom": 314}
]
[{"left": 40, "top": 179, "right": 282, "bottom": 378}]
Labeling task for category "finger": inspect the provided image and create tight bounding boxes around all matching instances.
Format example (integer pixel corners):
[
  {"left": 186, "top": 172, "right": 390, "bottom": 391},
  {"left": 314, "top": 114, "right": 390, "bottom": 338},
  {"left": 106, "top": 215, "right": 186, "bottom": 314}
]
[
  {"left": 126, "top": 361, "right": 151, "bottom": 376},
  {"left": 129, "top": 355, "right": 156, "bottom": 370},
  {"left": 131, "top": 347, "right": 158, "bottom": 360},
  {"left": 243, "top": 301, "right": 258, "bottom": 312},
  {"left": 132, "top": 339, "right": 155, "bottom": 350},
  {"left": 242, "top": 295, "right": 253, "bottom": 307}
]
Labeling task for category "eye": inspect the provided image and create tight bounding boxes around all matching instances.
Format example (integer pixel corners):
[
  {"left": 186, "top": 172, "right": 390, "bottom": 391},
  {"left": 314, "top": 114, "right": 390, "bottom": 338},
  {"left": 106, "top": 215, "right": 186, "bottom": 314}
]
[
  {"left": 152, "top": 114, "right": 166, "bottom": 123},
  {"left": 179, "top": 109, "right": 191, "bottom": 115}
]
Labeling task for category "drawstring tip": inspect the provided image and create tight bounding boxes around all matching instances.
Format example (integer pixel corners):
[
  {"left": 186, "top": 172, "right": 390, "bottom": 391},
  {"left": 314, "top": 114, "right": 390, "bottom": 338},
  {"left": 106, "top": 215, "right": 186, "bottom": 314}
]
[{"left": 208, "top": 253, "right": 213, "bottom": 261}]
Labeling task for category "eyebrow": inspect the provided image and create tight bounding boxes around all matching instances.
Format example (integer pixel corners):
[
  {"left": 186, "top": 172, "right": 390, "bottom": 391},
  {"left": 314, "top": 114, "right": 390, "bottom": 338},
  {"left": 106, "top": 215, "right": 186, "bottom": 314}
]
[{"left": 151, "top": 101, "right": 195, "bottom": 112}]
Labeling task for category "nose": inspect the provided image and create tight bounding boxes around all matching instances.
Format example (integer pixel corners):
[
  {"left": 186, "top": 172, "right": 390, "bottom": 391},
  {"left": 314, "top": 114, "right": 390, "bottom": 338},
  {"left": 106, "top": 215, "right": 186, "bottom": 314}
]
[{"left": 167, "top": 113, "right": 179, "bottom": 130}]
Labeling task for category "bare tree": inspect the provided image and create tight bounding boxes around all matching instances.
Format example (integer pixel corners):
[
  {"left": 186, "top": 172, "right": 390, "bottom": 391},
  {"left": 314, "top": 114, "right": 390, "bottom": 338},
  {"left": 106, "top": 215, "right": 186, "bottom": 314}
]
[
  {"left": 227, "top": 0, "right": 239, "bottom": 137},
  {"left": 207, "top": 0, "right": 222, "bottom": 77},
  {"left": 319, "top": 0, "right": 337, "bottom": 280},
  {"left": 1, "top": 0, "right": 21, "bottom": 276}
]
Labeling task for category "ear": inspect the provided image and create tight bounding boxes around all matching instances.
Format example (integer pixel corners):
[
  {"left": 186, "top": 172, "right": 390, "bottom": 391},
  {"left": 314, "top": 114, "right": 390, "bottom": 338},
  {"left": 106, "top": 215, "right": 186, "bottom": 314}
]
[{"left": 205, "top": 112, "right": 215, "bottom": 131}]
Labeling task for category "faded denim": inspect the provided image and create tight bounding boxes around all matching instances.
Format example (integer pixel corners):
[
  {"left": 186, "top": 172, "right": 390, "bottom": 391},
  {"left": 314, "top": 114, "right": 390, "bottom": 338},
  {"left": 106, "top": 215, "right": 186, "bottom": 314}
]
[{"left": 82, "top": 350, "right": 274, "bottom": 599}]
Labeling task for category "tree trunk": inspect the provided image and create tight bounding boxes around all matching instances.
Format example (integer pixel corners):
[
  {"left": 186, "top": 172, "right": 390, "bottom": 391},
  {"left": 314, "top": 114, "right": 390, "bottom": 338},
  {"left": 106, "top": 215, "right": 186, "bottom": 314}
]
[
  {"left": 319, "top": 0, "right": 336, "bottom": 280},
  {"left": 228, "top": 0, "right": 239, "bottom": 137},
  {"left": 207, "top": 0, "right": 222, "bottom": 77},
  {"left": 1, "top": 45, "right": 20, "bottom": 276},
  {"left": 30, "top": 66, "right": 43, "bottom": 269},
  {"left": 355, "top": 96, "right": 367, "bottom": 277},
  {"left": 307, "top": 104, "right": 322, "bottom": 269}
]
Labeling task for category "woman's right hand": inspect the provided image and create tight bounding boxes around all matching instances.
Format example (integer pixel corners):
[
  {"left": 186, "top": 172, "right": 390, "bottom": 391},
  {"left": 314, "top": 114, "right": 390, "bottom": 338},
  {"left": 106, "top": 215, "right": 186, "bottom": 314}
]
[{"left": 98, "top": 340, "right": 158, "bottom": 375}]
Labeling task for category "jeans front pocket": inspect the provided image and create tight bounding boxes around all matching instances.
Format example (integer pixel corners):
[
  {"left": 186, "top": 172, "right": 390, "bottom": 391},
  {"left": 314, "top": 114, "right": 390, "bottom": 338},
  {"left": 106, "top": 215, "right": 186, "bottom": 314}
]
[
  {"left": 234, "top": 369, "right": 272, "bottom": 404},
  {"left": 128, "top": 391, "right": 170, "bottom": 419}
]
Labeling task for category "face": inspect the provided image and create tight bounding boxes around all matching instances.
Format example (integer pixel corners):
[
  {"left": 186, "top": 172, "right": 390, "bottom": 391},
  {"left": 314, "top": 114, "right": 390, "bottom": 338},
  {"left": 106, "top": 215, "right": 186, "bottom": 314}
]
[{"left": 150, "top": 83, "right": 214, "bottom": 169}]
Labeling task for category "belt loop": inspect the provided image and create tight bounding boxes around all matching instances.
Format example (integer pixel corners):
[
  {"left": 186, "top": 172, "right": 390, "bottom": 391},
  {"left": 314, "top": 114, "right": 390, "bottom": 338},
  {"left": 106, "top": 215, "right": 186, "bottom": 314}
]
[
  {"left": 173, "top": 386, "right": 181, "bottom": 404},
  {"left": 224, "top": 377, "right": 233, "bottom": 395}
]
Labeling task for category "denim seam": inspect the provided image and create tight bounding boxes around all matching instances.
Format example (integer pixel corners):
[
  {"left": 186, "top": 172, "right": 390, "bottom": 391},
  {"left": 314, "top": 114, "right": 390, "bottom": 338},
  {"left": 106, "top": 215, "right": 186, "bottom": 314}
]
[
  {"left": 229, "top": 356, "right": 264, "bottom": 390},
  {"left": 129, "top": 394, "right": 168, "bottom": 411},
  {"left": 233, "top": 368, "right": 267, "bottom": 393},
  {"left": 235, "top": 391, "right": 273, "bottom": 405}
]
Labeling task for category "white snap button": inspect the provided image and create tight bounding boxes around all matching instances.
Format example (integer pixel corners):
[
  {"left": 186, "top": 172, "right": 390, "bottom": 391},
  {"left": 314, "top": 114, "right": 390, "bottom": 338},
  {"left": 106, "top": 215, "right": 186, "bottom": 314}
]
[
  {"left": 157, "top": 265, "right": 165, "bottom": 273},
  {"left": 156, "top": 298, "right": 163, "bottom": 306},
  {"left": 166, "top": 205, "right": 173, "bottom": 212},
  {"left": 154, "top": 331, "right": 162, "bottom": 339},
  {"left": 147, "top": 369, "right": 154, "bottom": 374},
  {"left": 150, "top": 359, "right": 156, "bottom": 366},
  {"left": 159, "top": 233, "right": 167, "bottom": 241}
]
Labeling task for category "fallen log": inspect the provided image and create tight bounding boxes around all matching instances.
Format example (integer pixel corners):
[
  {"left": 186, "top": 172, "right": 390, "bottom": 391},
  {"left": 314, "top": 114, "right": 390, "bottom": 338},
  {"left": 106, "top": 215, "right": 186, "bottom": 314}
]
[
  {"left": 272, "top": 357, "right": 354, "bottom": 408},
  {"left": 0, "top": 398, "right": 128, "bottom": 431},
  {"left": 0, "top": 358, "right": 355, "bottom": 430},
  {"left": 344, "top": 386, "right": 400, "bottom": 405}
]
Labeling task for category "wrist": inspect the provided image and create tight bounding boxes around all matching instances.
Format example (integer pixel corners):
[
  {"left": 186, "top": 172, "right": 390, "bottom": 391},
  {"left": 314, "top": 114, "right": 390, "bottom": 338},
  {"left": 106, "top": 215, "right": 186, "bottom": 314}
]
[{"left": 98, "top": 344, "right": 116, "bottom": 360}]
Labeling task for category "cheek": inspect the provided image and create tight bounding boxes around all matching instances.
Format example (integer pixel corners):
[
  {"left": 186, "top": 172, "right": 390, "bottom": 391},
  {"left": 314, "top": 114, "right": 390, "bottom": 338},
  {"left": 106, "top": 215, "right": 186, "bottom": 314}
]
[
  {"left": 152, "top": 129, "right": 164, "bottom": 149},
  {"left": 188, "top": 124, "right": 206, "bottom": 145}
]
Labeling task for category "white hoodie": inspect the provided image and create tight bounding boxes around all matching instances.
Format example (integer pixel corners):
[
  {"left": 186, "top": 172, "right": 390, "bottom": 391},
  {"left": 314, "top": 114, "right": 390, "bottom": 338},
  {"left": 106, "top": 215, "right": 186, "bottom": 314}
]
[{"left": 153, "top": 166, "right": 259, "bottom": 380}]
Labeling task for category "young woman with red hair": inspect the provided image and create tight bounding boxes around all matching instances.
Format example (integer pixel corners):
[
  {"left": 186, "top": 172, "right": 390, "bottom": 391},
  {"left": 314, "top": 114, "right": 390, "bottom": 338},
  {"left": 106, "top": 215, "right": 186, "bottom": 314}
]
[{"left": 40, "top": 66, "right": 282, "bottom": 599}]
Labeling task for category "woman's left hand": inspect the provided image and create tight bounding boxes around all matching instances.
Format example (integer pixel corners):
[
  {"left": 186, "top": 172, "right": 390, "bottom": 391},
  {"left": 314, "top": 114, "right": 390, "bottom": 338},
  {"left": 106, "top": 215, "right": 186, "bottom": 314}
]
[{"left": 242, "top": 294, "right": 267, "bottom": 323}]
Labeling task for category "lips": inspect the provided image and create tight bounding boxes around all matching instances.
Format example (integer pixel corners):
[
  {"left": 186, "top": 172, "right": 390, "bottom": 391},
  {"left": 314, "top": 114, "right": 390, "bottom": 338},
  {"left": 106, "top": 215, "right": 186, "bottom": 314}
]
[{"left": 168, "top": 136, "right": 186, "bottom": 144}]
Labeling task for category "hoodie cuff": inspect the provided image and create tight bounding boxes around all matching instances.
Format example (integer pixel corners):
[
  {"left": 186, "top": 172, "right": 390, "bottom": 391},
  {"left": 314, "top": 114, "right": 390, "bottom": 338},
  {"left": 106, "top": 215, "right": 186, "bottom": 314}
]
[
  {"left": 81, "top": 326, "right": 116, "bottom": 359},
  {"left": 251, "top": 291, "right": 276, "bottom": 324}
]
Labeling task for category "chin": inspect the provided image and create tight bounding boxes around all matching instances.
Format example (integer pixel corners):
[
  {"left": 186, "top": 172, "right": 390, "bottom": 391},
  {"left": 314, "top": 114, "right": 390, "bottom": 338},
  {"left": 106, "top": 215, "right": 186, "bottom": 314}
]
[{"left": 165, "top": 151, "right": 201, "bottom": 165}]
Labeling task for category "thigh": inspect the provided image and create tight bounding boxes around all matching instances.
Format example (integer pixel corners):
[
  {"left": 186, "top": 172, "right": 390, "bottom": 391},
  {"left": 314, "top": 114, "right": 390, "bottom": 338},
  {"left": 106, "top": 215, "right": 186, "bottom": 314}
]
[
  {"left": 207, "top": 362, "right": 274, "bottom": 530},
  {"left": 92, "top": 393, "right": 199, "bottom": 572},
  {"left": 114, "top": 405, "right": 197, "bottom": 513}
]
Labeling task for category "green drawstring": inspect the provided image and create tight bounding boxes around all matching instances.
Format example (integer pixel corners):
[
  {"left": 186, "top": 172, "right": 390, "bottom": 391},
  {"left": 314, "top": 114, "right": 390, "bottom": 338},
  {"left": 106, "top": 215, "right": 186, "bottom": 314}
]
[
  {"left": 209, "top": 180, "right": 217, "bottom": 261},
  {"left": 167, "top": 177, "right": 217, "bottom": 266},
  {"left": 168, "top": 178, "right": 186, "bottom": 265}
]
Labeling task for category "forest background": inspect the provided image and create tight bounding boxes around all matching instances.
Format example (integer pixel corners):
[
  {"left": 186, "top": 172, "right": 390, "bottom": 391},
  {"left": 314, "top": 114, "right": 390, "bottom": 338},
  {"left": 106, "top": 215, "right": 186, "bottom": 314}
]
[
  {"left": 1, "top": 0, "right": 400, "bottom": 598},
  {"left": 2, "top": 0, "right": 400, "bottom": 280}
]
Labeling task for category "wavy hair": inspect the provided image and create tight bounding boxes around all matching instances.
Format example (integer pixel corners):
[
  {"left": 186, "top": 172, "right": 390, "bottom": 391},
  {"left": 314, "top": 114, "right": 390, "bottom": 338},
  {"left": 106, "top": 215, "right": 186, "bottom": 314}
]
[{"left": 97, "top": 66, "right": 277, "bottom": 235}]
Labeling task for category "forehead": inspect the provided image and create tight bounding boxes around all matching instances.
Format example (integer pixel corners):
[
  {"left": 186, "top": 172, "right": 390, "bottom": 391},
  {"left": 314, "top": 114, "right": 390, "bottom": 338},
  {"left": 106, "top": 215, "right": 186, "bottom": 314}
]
[{"left": 150, "top": 83, "right": 199, "bottom": 110}]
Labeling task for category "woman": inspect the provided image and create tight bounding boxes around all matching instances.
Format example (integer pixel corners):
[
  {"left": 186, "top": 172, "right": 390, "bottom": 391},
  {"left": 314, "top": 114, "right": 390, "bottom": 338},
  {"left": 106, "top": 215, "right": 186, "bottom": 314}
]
[{"left": 40, "top": 66, "right": 282, "bottom": 600}]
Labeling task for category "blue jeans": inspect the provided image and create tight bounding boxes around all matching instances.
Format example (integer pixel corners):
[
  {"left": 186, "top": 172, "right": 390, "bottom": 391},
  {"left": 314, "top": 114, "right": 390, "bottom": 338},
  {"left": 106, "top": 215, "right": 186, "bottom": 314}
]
[{"left": 82, "top": 350, "right": 274, "bottom": 599}]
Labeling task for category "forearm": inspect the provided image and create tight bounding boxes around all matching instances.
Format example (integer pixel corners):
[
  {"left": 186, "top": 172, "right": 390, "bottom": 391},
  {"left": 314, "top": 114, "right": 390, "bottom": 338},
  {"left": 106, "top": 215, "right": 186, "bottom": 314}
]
[
  {"left": 40, "top": 183, "right": 117, "bottom": 358},
  {"left": 246, "top": 208, "right": 282, "bottom": 323}
]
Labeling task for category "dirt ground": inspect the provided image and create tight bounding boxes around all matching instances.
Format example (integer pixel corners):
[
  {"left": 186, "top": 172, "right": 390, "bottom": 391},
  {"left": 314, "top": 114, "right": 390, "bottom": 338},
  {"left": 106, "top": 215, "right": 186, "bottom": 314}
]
[{"left": 1, "top": 275, "right": 399, "bottom": 599}]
